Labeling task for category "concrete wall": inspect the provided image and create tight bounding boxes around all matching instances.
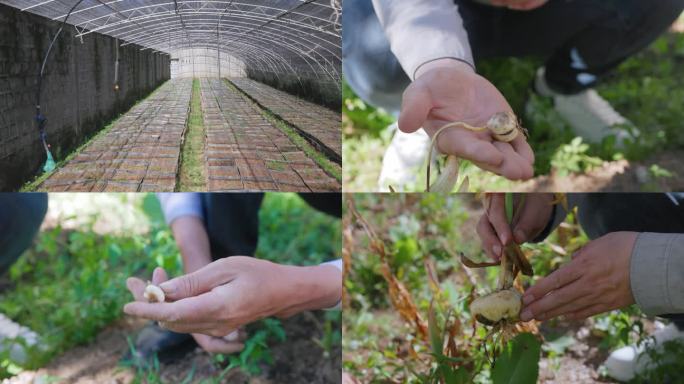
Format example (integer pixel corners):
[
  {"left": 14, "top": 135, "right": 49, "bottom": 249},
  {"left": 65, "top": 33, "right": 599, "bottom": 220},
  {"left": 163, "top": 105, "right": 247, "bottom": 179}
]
[
  {"left": 0, "top": 3, "right": 171, "bottom": 191},
  {"left": 170, "top": 48, "right": 245, "bottom": 78}
]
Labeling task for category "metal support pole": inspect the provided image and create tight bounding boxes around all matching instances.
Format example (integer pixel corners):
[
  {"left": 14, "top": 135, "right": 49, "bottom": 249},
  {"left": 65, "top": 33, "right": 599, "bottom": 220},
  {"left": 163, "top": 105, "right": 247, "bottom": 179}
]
[{"left": 114, "top": 38, "right": 120, "bottom": 91}]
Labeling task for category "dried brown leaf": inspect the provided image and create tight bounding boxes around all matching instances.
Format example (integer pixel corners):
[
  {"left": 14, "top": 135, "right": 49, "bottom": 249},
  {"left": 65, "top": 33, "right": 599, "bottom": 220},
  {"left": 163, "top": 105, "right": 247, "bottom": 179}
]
[{"left": 348, "top": 198, "right": 429, "bottom": 341}]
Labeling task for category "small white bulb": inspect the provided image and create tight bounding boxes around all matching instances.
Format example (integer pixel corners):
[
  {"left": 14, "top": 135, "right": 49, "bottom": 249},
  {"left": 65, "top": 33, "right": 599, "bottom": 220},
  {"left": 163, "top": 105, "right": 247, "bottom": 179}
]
[{"left": 143, "top": 284, "right": 165, "bottom": 303}]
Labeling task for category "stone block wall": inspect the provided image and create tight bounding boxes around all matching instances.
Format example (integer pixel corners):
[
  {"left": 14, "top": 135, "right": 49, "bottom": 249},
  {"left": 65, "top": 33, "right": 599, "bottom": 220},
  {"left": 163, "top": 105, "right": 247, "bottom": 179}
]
[{"left": 0, "top": 3, "right": 171, "bottom": 190}]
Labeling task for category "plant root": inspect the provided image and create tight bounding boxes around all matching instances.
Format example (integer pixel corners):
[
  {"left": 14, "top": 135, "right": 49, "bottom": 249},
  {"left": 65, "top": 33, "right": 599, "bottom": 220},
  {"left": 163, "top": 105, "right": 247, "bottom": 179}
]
[{"left": 427, "top": 111, "right": 528, "bottom": 192}]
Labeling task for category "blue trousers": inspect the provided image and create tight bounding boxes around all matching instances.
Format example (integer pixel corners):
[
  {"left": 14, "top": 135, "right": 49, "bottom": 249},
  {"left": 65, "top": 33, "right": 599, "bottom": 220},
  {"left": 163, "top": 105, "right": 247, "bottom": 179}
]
[
  {"left": 0, "top": 194, "right": 48, "bottom": 276},
  {"left": 199, "top": 193, "right": 341, "bottom": 260}
]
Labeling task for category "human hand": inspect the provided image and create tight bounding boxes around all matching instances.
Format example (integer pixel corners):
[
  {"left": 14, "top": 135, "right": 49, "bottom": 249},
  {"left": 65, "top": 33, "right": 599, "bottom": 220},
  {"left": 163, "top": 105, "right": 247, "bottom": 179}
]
[
  {"left": 191, "top": 330, "right": 246, "bottom": 354},
  {"left": 124, "top": 257, "right": 341, "bottom": 338},
  {"left": 520, "top": 231, "right": 638, "bottom": 322},
  {"left": 125, "top": 267, "right": 247, "bottom": 354},
  {"left": 477, "top": 193, "right": 555, "bottom": 260},
  {"left": 489, "top": 0, "right": 548, "bottom": 10},
  {"left": 400, "top": 60, "right": 534, "bottom": 180}
]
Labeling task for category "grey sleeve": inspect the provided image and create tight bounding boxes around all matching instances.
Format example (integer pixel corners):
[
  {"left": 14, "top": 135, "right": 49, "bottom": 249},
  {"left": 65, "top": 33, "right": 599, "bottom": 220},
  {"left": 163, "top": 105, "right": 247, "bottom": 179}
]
[
  {"left": 371, "top": 0, "right": 474, "bottom": 79},
  {"left": 630, "top": 232, "right": 684, "bottom": 316}
]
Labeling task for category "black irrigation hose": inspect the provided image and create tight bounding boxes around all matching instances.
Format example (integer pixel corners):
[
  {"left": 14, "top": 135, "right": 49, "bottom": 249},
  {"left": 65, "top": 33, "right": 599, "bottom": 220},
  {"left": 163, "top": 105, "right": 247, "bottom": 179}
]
[{"left": 35, "top": 0, "right": 86, "bottom": 159}]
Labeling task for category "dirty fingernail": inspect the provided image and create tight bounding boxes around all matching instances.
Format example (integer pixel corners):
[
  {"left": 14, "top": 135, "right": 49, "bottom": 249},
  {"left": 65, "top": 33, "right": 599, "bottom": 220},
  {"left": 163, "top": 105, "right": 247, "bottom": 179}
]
[
  {"left": 522, "top": 294, "right": 534, "bottom": 305},
  {"left": 492, "top": 244, "right": 502, "bottom": 257},
  {"left": 520, "top": 309, "right": 532, "bottom": 321}
]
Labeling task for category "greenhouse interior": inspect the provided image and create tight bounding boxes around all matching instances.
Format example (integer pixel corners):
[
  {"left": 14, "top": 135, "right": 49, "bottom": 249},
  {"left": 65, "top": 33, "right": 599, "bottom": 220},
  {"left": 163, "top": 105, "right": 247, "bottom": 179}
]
[{"left": 0, "top": 0, "right": 341, "bottom": 192}]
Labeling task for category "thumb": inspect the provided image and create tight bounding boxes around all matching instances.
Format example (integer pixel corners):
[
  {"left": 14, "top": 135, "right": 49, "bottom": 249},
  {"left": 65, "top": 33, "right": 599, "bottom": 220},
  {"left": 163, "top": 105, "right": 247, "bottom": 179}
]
[
  {"left": 398, "top": 83, "right": 432, "bottom": 133},
  {"left": 160, "top": 263, "right": 226, "bottom": 301},
  {"left": 152, "top": 267, "right": 169, "bottom": 285}
]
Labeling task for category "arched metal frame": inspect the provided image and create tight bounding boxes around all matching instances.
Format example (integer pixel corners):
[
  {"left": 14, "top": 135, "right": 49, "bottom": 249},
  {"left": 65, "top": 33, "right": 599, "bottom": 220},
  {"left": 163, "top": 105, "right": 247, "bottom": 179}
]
[{"left": 0, "top": 0, "right": 341, "bottom": 88}]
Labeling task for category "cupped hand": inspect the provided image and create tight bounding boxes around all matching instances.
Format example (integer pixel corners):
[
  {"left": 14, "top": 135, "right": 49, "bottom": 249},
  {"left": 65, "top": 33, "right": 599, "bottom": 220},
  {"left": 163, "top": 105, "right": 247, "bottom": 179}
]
[
  {"left": 124, "top": 257, "right": 341, "bottom": 340},
  {"left": 399, "top": 61, "right": 534, "bottom": 180},
  {"left": 477, "top": 193, "right": 555, "bottom": 260},
  {"left": 125, "top": 266, "right": 246, "bottom": 354},
  {"left": 520, "top": 231, "right": 638, "bottom": 322}
]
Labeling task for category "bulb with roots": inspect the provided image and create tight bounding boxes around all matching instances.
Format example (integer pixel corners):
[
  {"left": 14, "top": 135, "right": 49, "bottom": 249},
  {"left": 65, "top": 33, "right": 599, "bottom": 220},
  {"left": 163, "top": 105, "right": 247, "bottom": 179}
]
[
  {"left": 427, "top": 111, "right": 527, "bottom": 193},
  {"left": 459, "top": 232, "right": 533, "bottom": 356},
  {"left": 470, "top": 288, "right": 522, "bottom": 326}
]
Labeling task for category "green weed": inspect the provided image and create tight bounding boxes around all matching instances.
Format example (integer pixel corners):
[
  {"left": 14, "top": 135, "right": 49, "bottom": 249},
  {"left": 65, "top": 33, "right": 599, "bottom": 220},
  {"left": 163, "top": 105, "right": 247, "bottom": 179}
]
[{"left": 177, "top": 78, "right": 207, "bottom": 191}]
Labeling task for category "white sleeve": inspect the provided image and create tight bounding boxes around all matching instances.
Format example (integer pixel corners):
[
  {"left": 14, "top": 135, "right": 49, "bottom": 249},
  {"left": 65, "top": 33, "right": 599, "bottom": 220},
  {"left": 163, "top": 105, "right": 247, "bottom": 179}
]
[
  {"left": 372, "top": 0, "right": 474, "bottom": 79},
  {"left": 321, "top": 259, "right": 343, "bottom": 310},
  {"left": 156, "top": 193, "right": 204, "bottom": 225}
]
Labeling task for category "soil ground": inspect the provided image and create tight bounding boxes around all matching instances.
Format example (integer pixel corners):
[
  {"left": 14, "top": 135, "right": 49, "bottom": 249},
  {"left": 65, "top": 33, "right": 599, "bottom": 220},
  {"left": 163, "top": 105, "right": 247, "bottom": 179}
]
[
  {"left": 513, "top": 150, "right": 684, "bottom": 192},
  {"left": 5, "top": 312, "right": 340, "bottom": 384}
]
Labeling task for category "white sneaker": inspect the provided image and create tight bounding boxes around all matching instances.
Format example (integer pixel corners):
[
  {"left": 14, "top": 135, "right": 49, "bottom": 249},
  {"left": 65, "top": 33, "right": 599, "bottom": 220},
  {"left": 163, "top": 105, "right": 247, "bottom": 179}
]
[
  {"left": 604, "top": 323, "right": 684, "bottom": 382},
  {"left": 534, "top": 67, "right": 637, "bottom": 146},
  {"left": 0, "top": 313, "right": 42, "bottom": 364},
  {"left": 378, "top": 123, "right": 430, "bottom": 191}
]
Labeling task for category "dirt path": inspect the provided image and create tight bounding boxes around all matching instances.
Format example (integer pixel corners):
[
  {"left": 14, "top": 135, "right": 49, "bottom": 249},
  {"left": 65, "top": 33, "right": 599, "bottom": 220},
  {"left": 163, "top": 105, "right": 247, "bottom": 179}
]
[
  {"left": 202, "top": 78, "right": 340, "bottom": 191},
  {"left": 229, "top": 78, "right": 341, "bottom": 163},
  {"left": 6, "top": 312, "right": 340, "bottom": 384}
]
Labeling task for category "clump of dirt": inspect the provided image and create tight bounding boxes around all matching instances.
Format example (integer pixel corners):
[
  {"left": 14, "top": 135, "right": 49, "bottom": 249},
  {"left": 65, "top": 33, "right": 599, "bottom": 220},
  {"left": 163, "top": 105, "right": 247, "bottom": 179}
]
[{"left": 6, "top": 312, "right": 340, "bottom": 384}]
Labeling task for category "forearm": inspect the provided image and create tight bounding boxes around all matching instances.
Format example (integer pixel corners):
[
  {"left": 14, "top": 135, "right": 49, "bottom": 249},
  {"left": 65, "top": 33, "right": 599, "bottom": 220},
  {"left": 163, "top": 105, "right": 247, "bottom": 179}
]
[
  {"left": 630, "top": 232, "right": 684, "bottom": 316},
  {"left": 170, "top": 216, "right": 213, "bottom": 273},
  {"left": 279, "top": 263, "right": 342, "bottom": 315}
]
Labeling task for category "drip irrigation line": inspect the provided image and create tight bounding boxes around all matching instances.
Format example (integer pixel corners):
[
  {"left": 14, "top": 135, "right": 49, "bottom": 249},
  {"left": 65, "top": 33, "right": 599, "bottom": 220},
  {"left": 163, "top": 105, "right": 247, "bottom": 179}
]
[{"left": 35, "top": 0, "right": 86, "bottom": 172}]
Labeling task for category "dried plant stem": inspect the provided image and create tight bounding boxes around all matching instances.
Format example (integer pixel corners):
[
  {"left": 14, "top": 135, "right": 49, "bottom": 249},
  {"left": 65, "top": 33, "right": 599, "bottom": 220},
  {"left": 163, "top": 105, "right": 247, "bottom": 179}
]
[{"left": 347, "top": 197, "right": 429, "bottom": 340}]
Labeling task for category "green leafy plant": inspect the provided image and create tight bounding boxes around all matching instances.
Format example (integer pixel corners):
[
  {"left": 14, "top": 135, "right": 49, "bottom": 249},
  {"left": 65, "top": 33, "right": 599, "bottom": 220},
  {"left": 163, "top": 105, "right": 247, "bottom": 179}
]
[
  {"left": 213, "top": 318, "right": 287, "bottom": 376},
  {"left": 631, "top": 338, "right": 684, "bottom": 383},
  {"left": 314, "top": 311, "right": 342, "bottom": 358},
  {"left": 550, "top": 137, "right": 604, "bottom": 177},
  {"left": 0, "top": 217, "right": 180, "bottom": 376},
  {"left": 593, "top": 308, "right": 646, "bottom": 350},
  {"left": 343, "top": 80, "right": 395, "bottom": 137},
  {"left": 491, "top": 333, "right": 541, "bottom": 384}
]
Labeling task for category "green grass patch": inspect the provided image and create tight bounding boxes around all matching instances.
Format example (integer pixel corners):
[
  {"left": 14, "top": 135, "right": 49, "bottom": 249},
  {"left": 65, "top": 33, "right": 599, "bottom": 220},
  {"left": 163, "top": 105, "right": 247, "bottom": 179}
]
[
  {"left": 265, "top": 160, "right": 286, "bottom": 171},
  {"left": 177, "top": 78, "right": 207, "bottom": 191},
  {"left": 21, "top": 81, "right": 170, "bottom": 192},
  {"left": 224, "top": 79, "right": 342, "bottom": 182}
]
